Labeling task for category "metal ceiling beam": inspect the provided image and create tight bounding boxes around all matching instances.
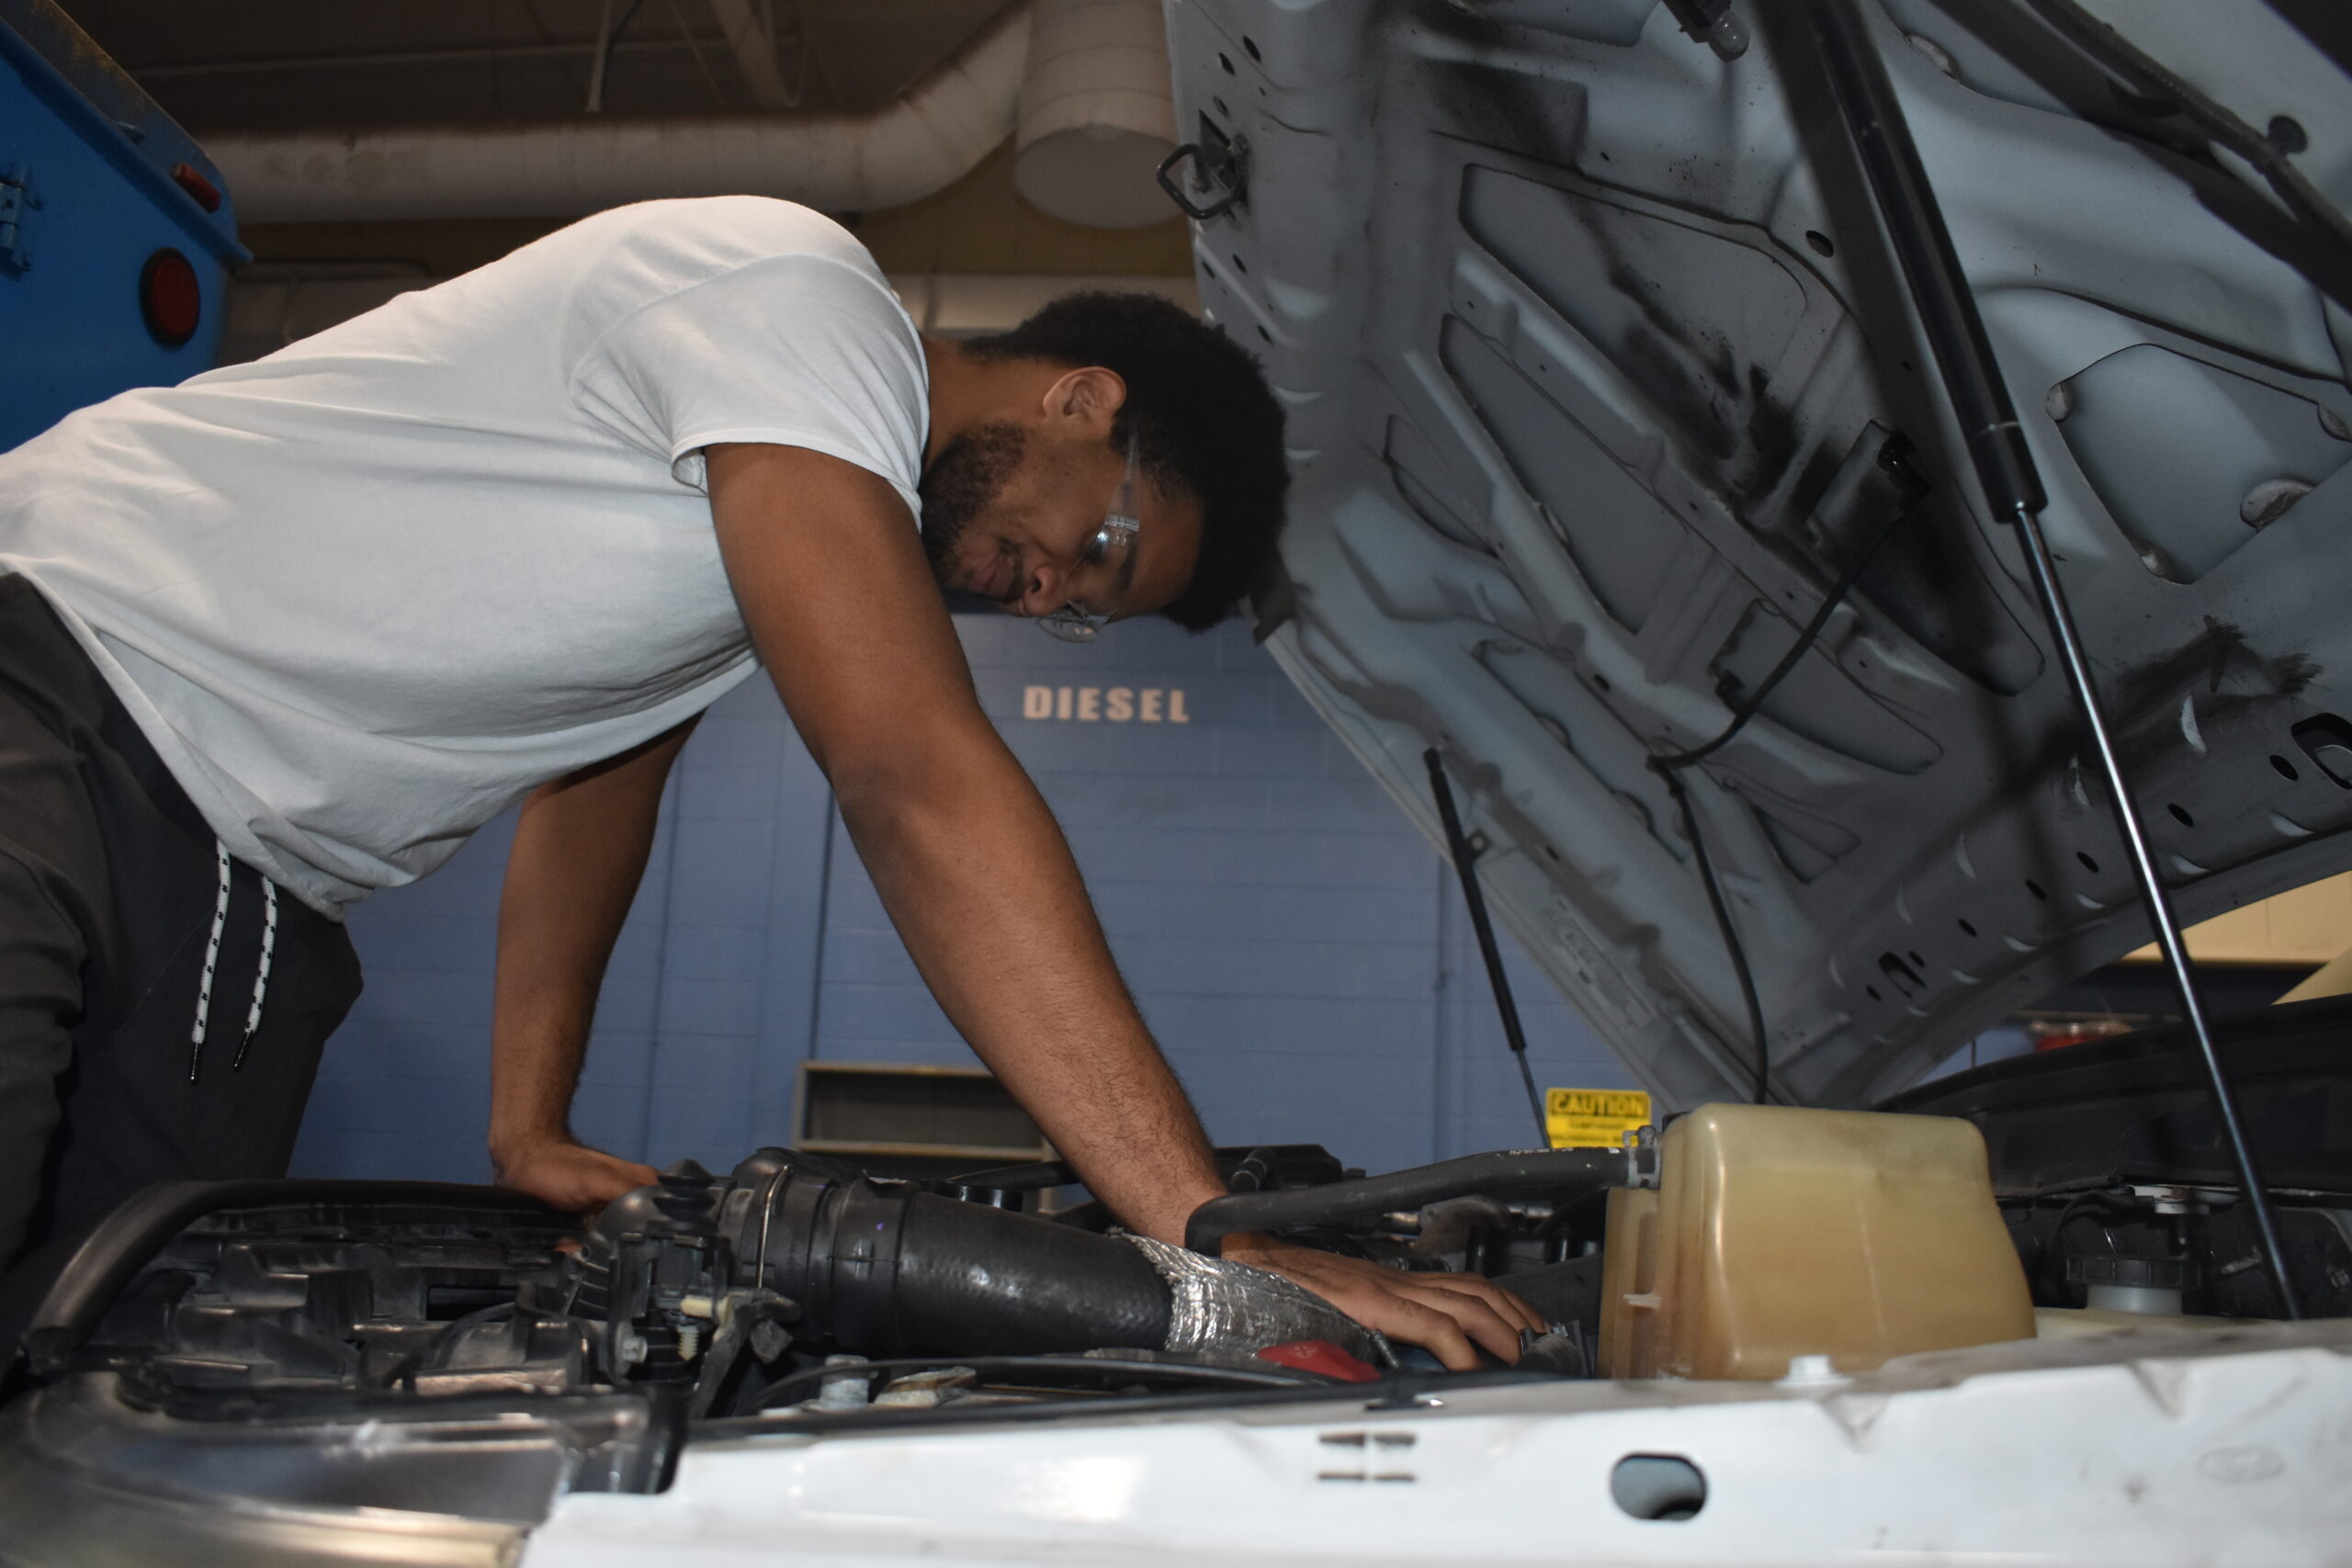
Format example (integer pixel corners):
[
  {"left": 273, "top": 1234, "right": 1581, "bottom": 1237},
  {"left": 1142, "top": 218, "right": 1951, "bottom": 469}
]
[{"left": 710, "top": 0, "right": 797, "bottom": 109}]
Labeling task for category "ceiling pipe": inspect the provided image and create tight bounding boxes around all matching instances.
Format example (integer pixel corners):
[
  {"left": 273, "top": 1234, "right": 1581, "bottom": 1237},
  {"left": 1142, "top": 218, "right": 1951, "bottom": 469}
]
[
  {"left": 1014, "top": 0, "right": 1178, "bottom": 230},
  {"left": 204, "top": 1, "right": 1033, "bottom": 224}
]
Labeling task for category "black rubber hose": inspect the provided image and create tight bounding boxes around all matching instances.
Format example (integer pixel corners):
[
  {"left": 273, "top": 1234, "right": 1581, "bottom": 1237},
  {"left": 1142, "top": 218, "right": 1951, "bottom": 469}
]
[
  {"left": 741, "top": 1169, "right": 1172, "bottom": 1358},
  {"left": 886, "top": 1190, "right": 1171, "bottom": 1356},
  {"left": 1184, "top": 1147, "right": 1634, "bottom": 1256}
]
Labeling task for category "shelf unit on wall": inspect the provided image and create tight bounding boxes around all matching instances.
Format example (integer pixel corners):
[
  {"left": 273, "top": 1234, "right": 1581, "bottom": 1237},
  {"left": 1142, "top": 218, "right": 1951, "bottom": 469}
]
[{"left": 793, "top": 1061, "right": 1051, "bottom": 1175}]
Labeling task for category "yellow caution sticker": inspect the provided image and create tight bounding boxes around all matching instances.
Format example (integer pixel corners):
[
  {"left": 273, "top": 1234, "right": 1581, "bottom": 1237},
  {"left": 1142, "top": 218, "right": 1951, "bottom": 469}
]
[{"left": 1544, "top": 1088, "right": 1653, "bottom": 1149}]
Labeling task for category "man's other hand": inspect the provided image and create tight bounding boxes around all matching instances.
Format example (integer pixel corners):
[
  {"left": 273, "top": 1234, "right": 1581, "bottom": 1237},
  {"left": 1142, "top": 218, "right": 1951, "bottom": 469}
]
[
  {"left": 492, "top": 1137, "right": 659, "bottom": 1217},
  {"left": 1223, "top": 1235, "right": 1548, "bottom": 1371}
]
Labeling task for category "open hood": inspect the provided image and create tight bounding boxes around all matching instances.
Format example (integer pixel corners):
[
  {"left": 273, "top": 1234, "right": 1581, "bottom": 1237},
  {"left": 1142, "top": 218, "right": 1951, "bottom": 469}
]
[{"left": 1165, "top": 0, "right": 2352, "bottom": 1108}]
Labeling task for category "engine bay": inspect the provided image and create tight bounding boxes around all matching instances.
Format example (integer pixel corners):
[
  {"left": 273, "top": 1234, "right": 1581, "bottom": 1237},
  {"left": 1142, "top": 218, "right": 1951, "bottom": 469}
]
[
  {"left": 22, "top": 1141, "right": 1624, "bottom": 1429},
  {"left": 5, "top": 1022, "right": 2348, "bottom": 1538}
]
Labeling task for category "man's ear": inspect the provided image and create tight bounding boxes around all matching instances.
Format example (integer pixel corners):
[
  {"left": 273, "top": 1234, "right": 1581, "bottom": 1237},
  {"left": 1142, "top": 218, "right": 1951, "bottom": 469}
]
[{"left": 1038, "top": 366, "right": 1127, "bottom": 436}]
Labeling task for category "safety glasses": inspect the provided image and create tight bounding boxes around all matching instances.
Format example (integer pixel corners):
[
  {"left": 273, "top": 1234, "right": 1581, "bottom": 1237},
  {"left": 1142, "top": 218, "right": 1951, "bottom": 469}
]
[{"left": 1036, "top": 434, "right": 1140, "bottom": 643}]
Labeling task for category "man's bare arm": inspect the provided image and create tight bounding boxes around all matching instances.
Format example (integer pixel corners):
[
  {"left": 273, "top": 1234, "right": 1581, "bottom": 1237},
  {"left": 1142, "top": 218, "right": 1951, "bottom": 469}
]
[
  {"left": 705, "top": 445, "right": 1545, "bottom": 1367},
  {"left": 707, "top": 442, "right": 1226, "bottom": 1245},
  {"left": 488, "top": 719, "right": 698, "bottom": 1212}
]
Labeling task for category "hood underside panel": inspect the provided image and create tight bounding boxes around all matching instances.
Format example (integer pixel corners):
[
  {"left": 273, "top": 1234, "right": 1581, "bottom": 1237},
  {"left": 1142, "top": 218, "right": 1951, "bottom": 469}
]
[{"left": 1168, "top": 0, "right": 2352, "bottom": 1106}]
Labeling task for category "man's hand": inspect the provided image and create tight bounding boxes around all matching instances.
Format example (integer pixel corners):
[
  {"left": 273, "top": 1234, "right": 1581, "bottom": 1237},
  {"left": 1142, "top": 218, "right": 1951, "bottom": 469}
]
[
  {"left": 1224, "top": 1235, "right": 1548, "bottom": 1371},
  {"left": 492, "top": 1135, "right": 659, "bottom": 1216},
  {"left": 488, "top": 722, "right": 697, "bottom": 1220}
]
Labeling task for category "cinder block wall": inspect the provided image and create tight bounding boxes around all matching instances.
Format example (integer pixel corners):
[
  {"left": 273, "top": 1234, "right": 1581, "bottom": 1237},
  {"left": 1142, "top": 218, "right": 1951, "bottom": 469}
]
[{"left": 290, "top": 615, "right": 1633, "bottom": 1185}]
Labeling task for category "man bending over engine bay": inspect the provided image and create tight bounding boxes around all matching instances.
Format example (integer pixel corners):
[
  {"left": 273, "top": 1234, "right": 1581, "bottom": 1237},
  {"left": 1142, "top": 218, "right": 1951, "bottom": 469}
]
[{"left": 0, "top": 197, "right": 1540, "bottom": 1365}]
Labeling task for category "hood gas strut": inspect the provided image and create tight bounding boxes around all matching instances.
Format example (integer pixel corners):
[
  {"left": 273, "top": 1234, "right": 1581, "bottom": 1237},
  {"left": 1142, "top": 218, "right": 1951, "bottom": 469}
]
[
  {"left": 1804, "top": 0, "right": 2301, "bottom": 1317},
  {"left": 1425, "top": 747, "right": 1552, "bottom": 1145}
]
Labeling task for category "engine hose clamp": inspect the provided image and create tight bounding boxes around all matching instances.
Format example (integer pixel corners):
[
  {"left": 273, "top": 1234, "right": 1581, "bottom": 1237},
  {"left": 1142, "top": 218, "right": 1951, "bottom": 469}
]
[{"left": 753, "top": 1168, "right": 782, "bottom": 1292}]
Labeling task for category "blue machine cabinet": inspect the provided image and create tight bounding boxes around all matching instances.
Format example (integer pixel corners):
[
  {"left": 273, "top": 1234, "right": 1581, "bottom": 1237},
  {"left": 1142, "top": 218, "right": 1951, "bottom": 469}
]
[{"left": 0, "top": 0, "right": 244, "bottom": 451}]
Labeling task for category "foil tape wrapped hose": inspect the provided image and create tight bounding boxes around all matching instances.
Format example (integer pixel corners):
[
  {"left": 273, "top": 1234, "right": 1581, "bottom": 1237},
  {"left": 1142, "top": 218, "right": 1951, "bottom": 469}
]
[{"left": 1125, "top": 1234, "right": 1392, "bottom": 1367}]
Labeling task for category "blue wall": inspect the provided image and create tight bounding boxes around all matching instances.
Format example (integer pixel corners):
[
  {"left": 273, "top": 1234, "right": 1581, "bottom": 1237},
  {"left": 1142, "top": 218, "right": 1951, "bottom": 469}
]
[{"left": 290, "top": 615, "right": 1635, "bottom": 1186}]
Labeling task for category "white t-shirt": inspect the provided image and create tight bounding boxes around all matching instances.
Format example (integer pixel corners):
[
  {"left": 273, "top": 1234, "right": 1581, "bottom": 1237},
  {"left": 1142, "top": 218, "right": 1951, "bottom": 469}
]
[{"left": 0, "top": 197, "right": 928, "bottom": 915}]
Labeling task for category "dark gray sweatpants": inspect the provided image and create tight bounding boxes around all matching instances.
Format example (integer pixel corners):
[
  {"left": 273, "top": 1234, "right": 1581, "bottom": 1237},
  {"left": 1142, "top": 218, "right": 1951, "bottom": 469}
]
[{"left": 0, "top": 575, "right": 362, "bottom": 1348}]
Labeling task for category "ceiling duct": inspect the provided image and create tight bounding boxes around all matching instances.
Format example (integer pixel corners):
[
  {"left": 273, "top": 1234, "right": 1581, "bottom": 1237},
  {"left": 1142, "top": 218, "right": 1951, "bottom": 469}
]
[
  {"left": 203, "top": 2, "right": 1107, "bottom": 226},
  {"left": 1013, "top": 0, "right": 1179, "bottom": 229}
]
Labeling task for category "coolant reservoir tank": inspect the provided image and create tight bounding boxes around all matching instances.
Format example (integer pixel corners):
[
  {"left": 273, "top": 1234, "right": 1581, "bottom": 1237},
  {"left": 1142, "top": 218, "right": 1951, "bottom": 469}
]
[{"left": 1599, "top": 1104, "right": 2033, "bottom": 1380}]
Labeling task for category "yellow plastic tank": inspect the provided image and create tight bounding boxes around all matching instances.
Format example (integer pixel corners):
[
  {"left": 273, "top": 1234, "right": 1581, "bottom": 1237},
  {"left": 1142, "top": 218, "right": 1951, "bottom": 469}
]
[{"left": 1599, "top": 1104, "right": 2034, "bottom": 1380}]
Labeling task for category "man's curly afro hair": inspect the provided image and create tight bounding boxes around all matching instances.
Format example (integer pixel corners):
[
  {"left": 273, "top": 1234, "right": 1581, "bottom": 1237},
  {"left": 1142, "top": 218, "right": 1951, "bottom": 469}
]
[{"left": 965, "top": 291, "right": 1288, "bottom": 631}]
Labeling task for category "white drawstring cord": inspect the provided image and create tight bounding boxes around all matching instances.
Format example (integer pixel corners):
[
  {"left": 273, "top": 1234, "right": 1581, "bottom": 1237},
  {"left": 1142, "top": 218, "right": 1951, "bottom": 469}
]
[
  {"left": 188, "top": 840, "right": 232, "bottom": 1082},
  {"left": 189, "top": 840, "right": 277, "bottom": 1080},
  {"left": 232, "top": 877, "right": 277, "bottom": 1071}
]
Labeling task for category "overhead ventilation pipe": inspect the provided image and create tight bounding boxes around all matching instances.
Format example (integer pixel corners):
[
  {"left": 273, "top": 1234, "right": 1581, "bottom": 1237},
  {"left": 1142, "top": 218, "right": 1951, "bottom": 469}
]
[
  {"left": 1013, "top": 0, "right": 1179, "bottom": 229},
  {"left": 206, "top": 2, "right": 1034, "bottom": 224},
  {"left": 204, "top": 1, "right": 1181, "bottom": 230}
]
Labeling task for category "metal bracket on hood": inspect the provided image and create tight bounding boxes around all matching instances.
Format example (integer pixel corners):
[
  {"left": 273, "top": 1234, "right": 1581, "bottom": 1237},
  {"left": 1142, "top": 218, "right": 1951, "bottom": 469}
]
[
  {"left": 1156, "top": 113, "right": 1249, "bottom": 222},
  {"left": 1661, "top": 0, "right": 1750, "bottom": 62}
]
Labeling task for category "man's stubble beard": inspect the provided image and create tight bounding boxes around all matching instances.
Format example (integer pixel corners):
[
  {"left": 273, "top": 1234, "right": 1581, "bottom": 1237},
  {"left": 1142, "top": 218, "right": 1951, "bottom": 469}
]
[{"left": 917, "top": 421, "right": 1026, "bottom": 595}]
